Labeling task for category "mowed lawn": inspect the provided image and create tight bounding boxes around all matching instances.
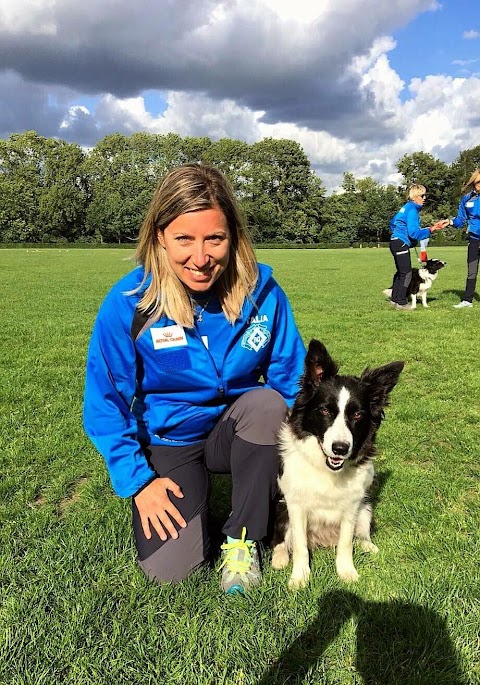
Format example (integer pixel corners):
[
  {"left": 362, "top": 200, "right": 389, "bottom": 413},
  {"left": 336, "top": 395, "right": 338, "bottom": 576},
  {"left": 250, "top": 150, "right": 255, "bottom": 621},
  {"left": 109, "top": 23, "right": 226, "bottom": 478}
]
[{"left": 0, "top": 246, "right": 478, "bottom": 685}]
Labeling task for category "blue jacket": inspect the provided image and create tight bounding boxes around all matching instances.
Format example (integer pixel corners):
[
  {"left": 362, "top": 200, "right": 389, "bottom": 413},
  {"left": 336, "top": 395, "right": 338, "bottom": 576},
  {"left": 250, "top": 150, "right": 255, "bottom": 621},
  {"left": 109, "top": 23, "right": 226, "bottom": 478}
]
[
  {"left": 451, "top": 192, "right": 480, "bottom": 239},
  {"left": 83, "top": 263, "right": 306, "bottom": 497},
  {"left": 389, "top": 201, "right": 431, "bottom": 247}
]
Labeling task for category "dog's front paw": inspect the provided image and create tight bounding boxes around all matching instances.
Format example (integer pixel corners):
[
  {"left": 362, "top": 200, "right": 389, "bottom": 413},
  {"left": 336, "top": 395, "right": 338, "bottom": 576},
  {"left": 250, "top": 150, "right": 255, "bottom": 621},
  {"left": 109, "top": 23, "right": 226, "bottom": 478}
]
[
  {"left": 271, "top": 544, "right": 290, "bottom": 570},
  {"left": 336, "top": 563, "right": 359, "bottom": 583},
  {"left": 288, "top": 566, "right": 310, "bottom": 590},
  {"left": 423, "top": 304, "right": 429, "bottom": 308},
  {"left": 360, "top": 541, "right": 379, "bottom": 554}
]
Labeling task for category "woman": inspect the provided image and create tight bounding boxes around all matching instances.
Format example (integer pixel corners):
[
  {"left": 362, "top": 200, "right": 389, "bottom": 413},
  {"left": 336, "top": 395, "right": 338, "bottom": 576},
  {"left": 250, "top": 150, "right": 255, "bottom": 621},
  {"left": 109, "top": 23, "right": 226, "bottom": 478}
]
[
  {"left": 83, "top": 163, "right": 306, "bottom": 595},
  {"left": 450, "top": 169, "right": 480, "bottom": 308},
  {"left": 388, "top": 184, "right": 446, "bottom": 310}
]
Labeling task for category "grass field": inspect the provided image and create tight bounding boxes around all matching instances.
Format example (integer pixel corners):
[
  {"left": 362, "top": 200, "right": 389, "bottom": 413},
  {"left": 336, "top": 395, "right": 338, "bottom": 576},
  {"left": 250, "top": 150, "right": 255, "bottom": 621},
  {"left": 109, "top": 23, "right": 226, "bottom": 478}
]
[{"left": 0, "top": 246, "right": 479, "bottom": 685}]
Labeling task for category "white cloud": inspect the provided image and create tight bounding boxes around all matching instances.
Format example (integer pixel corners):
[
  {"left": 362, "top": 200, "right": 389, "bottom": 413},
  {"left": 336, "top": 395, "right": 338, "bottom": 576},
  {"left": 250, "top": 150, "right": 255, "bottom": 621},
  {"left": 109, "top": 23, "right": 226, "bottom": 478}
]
[
  {"left": 259, "top": 0, "right": 328, "bottom": 23},
  {"left": 2, "top": 0, "right": 478, "bottom": 193},
  {"left": 463, "top": 29, "right": 479, "bottom": 39},
  {"left": 452, "top": 58, "right": 479, "bottom": 66},
  {"left": 0, "top": 0, "right": 56, "bottom": 35}
]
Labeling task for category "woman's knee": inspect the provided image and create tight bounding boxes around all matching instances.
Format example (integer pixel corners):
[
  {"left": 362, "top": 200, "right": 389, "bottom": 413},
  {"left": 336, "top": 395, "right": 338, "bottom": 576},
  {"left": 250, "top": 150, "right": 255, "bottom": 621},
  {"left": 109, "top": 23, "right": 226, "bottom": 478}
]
[
  {"left": 231, "top": 388, "right": 288, "bottom": 444},
  {"left": 137, "top": 512, "right": 209, "bottom": 584}
]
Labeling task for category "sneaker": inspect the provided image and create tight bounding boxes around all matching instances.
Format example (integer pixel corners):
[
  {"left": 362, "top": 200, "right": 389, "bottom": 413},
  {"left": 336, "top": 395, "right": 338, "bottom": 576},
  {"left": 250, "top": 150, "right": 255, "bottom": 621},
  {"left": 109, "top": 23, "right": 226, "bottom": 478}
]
[
  {"left": 219, "top": 527, "right": 261, "bottom": 595},
  {"left": 453, "top": 301, "right": 473, "bottom": 309},
  {"left": 395, "top": 303, "right": 413, "bottom": 311}
]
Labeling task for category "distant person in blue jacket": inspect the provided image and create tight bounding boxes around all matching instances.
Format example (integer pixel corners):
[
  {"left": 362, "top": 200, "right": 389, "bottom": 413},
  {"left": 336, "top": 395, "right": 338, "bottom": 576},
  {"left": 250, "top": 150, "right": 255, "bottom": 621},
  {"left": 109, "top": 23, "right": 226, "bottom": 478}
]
[
  {"left": 450, "top": 169, "right": 480, "bottom": 309},
  {"left": 83, "top": 163, "right": 306, "bottom": 595},
  {"left": 388, "top": 184, "right": 447, "bottom": 310}
]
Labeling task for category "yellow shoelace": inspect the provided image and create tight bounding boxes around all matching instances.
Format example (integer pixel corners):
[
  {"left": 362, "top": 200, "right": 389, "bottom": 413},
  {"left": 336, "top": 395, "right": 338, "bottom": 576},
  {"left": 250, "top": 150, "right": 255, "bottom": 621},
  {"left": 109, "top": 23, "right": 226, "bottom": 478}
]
[{"left": 219, "top": 527, "right": 254, "bottom": 574}]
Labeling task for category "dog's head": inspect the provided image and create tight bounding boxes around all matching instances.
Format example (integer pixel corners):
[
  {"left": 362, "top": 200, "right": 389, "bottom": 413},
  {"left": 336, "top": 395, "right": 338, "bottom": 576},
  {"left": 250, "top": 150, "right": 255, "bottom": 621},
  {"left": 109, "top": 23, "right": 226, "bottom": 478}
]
[
  {"left": 290, "top": 339, "right": 404, "bottom": 471},
  {"left": 424, "top": 258, "right": 446, "bottom": 274}
]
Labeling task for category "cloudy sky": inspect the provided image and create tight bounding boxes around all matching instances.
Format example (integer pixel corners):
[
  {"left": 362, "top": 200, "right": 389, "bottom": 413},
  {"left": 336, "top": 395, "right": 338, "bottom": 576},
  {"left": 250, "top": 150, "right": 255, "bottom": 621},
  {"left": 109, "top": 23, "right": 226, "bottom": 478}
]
[{"left": 1, "top": 0, "right": 479, "bottom": 191}]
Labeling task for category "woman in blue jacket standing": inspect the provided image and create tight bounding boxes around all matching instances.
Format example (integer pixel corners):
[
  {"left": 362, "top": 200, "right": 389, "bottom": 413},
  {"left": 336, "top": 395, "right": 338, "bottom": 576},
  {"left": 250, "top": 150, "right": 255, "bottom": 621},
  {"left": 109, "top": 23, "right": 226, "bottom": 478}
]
[
  {"left": 83, "top": 163, "right": 306, "bottom": 595},
  {"left": 450, "top": 169, "right": 480, "bottom": 308},
  {"left": 388, "top": 184, "right": 447, "bottom": 310}
]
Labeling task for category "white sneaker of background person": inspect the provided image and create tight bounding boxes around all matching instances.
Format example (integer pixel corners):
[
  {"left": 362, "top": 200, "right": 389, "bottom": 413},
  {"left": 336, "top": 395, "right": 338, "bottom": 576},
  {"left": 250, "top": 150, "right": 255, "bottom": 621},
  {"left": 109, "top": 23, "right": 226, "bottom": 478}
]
[{"left": 453, "top": 301, "right": 473, "bottom": 308}]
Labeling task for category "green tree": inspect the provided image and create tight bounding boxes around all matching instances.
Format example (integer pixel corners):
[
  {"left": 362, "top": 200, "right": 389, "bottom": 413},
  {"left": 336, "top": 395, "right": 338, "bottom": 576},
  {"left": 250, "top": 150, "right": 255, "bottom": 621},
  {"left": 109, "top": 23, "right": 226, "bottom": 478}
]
[
  {"left": 0, "top": 131, "right": 46, "bottom": 242},
  {"left": 450, "top": 145, "right": 480, "bottom": 203},
  {"left": 396, "top": 152, "right": 453, "bottom": 214},
  {"left": 320, "top": 193, "right": 358, "bottom": 244},
  {"left": 84, "top": 133, "right": 155, "bottom": 242},
  {"left": 320, "top": 174, "right": 400, "bottom": 245},
  {"left": 39, "top": 139, "right": 87, "bottom": 241},
  {"left": 242, "top": 138, "right": 324, "bottom": 242}
]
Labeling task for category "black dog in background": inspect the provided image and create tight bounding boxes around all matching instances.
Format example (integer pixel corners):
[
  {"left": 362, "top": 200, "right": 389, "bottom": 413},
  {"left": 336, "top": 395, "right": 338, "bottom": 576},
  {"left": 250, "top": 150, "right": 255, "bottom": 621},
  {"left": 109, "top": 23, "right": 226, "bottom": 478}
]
[{"left": 383, "top": 258, "right": 446, "bottom": 308}]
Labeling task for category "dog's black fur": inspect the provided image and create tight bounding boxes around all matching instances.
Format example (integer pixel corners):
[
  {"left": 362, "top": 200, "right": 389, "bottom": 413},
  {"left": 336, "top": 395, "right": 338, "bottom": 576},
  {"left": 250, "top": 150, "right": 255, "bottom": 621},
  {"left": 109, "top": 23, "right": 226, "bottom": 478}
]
[{"left": 384, "top": 258, "right": 446, "bottom": 308}]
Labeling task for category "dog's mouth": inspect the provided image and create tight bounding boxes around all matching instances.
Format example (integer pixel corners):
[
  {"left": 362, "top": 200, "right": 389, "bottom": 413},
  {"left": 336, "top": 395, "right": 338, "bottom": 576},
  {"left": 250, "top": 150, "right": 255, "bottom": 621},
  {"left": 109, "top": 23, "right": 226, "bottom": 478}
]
[{"left": 326, "top": 455, "right": 346, "bottom": 471}]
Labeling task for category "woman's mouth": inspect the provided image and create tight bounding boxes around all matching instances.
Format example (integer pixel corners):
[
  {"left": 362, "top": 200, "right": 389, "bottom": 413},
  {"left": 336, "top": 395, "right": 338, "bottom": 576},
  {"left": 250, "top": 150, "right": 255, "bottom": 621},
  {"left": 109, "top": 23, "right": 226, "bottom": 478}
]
[{"left": 186, "top": 267, "right": 213, "bottom": 279}]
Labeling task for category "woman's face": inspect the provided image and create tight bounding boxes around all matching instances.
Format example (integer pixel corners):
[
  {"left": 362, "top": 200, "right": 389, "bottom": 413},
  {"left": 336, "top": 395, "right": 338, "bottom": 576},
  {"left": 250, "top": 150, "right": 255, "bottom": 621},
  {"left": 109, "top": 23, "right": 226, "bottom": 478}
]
[
  {"left": 158, "top": 207, "right": 231, "bottom": 293},
  {"left": 413, "top": 190, "right": 427, "bottom": 206}
]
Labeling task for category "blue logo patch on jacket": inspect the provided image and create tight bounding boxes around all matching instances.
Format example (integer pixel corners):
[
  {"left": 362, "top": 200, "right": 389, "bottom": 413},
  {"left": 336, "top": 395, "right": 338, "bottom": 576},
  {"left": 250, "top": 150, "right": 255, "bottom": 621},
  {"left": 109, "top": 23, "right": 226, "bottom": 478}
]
[{"left": 241, "top": 323, "right": 271, "bottom": 352}]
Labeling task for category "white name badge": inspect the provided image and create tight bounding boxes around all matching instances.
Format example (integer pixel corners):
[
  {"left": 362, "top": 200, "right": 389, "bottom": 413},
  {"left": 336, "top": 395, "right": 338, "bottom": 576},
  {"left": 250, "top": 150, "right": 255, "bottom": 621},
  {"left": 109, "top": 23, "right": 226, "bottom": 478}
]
[
  {"left": 150, "top": 325, "right": 187, "bottom": 350},
  {"left": 466, "top": 201, "right": 474, "bottom": 207}
]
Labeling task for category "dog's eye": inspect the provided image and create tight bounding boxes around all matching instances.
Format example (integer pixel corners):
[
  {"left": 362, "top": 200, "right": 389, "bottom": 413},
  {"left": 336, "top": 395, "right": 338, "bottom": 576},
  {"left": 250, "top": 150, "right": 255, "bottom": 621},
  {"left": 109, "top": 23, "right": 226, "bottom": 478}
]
[
  {"left": 319, "top": 407, "right": 331, "bottom": 416},
  {"left": 352, "top": 411, "right": 364, "bottom": 421}
]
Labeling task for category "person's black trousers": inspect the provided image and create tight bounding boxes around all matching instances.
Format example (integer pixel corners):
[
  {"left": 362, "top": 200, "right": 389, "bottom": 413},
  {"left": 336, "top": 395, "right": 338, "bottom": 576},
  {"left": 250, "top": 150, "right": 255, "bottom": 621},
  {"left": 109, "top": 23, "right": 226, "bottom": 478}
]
[
  {"left": 462, "top": 235, "right": 480, "bottom": 303},
  {"left": 389, "top": 238, "right": 412, "bottom": 306}
]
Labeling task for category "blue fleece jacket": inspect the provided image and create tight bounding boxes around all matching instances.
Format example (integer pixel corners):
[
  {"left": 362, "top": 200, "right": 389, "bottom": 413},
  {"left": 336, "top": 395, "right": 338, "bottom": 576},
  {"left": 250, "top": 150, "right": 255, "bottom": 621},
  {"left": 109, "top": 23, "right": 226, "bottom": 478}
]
[
  {"left": 389, "top": 201, "right": 431, "bottom": 247},
  {"left": 451, "top": 192, "right": 480, "bottom": 239},
  {"left": 83, "top": 263, "right": 306, "bottom": 497}
]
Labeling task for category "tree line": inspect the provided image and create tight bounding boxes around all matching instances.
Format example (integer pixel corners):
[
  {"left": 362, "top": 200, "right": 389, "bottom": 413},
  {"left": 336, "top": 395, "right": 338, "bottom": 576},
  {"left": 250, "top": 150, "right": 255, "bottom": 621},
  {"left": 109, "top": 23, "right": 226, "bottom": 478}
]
[{"left": 1, "top": 130, "right": 479, "bottom": 245}]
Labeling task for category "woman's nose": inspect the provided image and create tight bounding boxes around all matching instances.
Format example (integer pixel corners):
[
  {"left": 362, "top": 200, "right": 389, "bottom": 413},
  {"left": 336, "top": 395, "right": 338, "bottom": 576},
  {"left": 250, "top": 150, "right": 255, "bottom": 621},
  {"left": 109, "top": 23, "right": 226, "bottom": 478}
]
[{"left": 191, "top": 243, "right": 209, "bottom": 267}]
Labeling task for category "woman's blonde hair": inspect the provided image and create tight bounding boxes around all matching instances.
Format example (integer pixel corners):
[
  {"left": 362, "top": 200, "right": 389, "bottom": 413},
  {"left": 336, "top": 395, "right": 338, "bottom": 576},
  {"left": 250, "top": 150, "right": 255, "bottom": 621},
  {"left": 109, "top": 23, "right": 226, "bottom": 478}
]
[
  {"left": 462, "top": 169, "right": 480, "bottom": 194},
  {"left": 130, "top": 163, "right": 258, "bottom": 328},
  {"left": 408, "top": 184, "right": 426, "bottom": 201}
]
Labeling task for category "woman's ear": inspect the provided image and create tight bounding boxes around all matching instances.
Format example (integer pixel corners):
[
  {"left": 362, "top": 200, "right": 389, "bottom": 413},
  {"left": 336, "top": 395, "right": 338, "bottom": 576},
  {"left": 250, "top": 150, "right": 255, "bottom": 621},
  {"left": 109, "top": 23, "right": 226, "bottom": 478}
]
[{"left": 157, "top": 231, "right": 165, "bottom": 248}]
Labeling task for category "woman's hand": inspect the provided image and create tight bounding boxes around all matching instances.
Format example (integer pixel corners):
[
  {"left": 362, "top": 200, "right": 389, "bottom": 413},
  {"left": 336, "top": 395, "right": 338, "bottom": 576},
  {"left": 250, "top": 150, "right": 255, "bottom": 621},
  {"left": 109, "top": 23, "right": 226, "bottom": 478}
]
[
  {"left": 431, "top": 219, "right": 449, "bottom": 231},
  {"left": 134, "top": 477, "right": 187, "bottom": 541}
]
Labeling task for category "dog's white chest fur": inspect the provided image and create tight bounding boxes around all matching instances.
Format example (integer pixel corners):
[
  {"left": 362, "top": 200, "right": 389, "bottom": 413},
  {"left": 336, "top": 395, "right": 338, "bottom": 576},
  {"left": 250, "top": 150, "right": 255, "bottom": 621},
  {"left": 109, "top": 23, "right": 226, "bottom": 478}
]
[
  {"left": 417, "top": 269, "right": 437, "bottom": 292},
  {"left": 278, "top": 425, "right": 374, "bottom": 530}
]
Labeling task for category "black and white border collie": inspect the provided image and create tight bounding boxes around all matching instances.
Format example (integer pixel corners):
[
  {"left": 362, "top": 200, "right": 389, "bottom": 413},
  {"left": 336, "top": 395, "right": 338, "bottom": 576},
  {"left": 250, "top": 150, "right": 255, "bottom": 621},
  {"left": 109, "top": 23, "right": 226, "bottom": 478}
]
[
  {"left": 383, "top": 258, "right": 446, "bottom": 309},
  {"left": 271, "top": 340, "right": 404, "bottom": 589}
]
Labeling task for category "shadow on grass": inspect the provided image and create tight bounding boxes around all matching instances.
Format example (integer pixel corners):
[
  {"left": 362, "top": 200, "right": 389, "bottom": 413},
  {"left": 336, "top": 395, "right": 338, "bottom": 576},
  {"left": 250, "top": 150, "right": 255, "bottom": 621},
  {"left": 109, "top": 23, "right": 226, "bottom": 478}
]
[
  {"left": 443, "top": 289, "right": 480, "bottom": 302},
  {"left": 257, "top": 589, "right": 466, "bottom": 685}
]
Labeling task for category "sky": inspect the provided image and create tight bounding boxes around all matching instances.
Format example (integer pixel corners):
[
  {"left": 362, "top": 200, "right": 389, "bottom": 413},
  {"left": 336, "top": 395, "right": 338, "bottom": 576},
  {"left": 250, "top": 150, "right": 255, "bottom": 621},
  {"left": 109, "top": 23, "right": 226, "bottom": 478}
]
[{"left": 0, "top": 0, "right": 479, "bottom": 192}]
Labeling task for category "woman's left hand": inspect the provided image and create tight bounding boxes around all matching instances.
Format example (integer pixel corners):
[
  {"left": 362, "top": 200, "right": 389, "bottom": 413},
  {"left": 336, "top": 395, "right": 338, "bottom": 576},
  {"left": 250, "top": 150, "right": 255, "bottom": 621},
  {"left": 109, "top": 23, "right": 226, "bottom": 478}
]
[{"left": 431, "top": 220, "right": 448, "bottom": 231}]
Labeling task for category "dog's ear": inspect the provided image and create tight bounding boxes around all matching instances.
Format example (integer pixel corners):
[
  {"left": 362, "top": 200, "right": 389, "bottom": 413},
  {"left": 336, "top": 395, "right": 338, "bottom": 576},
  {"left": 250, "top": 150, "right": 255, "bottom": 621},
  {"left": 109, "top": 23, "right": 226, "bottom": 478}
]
[
  {"left": 303, "top": 339, "right": 339, "bottom": 388},
  {"left": 360, "top": 361, "right": 404, "bottom": 422}
]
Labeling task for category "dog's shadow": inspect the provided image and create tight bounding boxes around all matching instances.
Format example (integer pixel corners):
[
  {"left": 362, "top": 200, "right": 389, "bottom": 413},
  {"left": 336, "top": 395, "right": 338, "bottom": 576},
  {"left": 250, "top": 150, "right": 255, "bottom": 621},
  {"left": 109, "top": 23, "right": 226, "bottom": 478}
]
[{"left": 256, "top": 589, "right": 466, "bottom": 684}]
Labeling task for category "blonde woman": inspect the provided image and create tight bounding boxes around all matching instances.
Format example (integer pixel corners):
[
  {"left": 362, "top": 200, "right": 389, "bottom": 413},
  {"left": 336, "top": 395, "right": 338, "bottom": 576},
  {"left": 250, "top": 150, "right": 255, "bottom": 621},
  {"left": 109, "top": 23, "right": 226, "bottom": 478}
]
[
  {"left": 388, "top": 184, "right": 446, "bottom": 310},
  {"left": 83, "top": 163, "right": 306, "bottom": 594},
  {"left": 450, "top": 169, "right": 480, "bottom": 308}
]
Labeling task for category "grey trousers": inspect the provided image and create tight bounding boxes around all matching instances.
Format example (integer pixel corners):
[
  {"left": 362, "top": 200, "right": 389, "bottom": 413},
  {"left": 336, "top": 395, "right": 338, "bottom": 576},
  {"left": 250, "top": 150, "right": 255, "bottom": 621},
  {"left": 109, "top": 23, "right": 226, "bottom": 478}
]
[{"left": 132, "top": 388, "right": 288, "bottom": 584}]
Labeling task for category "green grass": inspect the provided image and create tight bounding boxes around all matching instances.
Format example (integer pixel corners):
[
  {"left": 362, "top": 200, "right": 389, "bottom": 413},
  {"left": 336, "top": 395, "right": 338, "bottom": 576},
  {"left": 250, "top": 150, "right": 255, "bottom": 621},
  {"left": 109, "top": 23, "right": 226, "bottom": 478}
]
[{"left": 1, "top": 246, "right": 479, "bottom": 685}]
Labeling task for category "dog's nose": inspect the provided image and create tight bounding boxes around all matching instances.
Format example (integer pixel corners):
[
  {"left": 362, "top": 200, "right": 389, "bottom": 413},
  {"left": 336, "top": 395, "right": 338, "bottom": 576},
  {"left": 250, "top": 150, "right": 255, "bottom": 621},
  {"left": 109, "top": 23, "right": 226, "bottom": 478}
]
[{"left": 332, "top": 441, "right": 350, "bottom": 456}]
